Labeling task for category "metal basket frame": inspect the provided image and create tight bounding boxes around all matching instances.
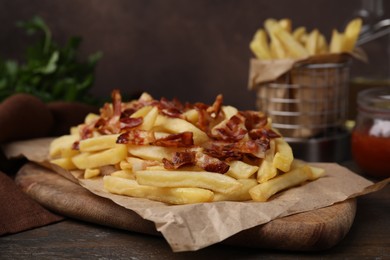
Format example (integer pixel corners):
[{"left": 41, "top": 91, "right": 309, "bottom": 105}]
[{"left": 256, "top": 62, "right": 350, "bottom": 140}]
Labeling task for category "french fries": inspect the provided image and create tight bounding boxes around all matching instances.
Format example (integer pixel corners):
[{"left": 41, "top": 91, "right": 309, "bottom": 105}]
[
  {"left": 50, "top": 90, "right": 325, "bottom": 204},
  {"left": 250, "top": 29, "right": 272, "bottom": 60},
  {"left": 250, "top": 17, "right": 362, "bottom": 59}
]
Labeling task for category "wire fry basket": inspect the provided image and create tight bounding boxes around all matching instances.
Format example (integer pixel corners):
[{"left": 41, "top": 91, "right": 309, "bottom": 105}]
[{"left": 256, "top": 62, "right": 350, "bottom": 140}]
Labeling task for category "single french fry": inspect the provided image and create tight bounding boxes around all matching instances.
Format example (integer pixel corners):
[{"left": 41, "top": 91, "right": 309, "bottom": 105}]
[
  {"left": 250, "top": 29, "right": 273, "bottom": 60},
  {"left": 269, "top": 33, "right": 287, "bottom": 59},
  {"left": 50, "top": 157, "right": 77, "bottom": 170},
  {"left": 49, "top": 134, "right": 79, "bottom": 158},
  {"left": 222, "top": 105, "right": 238, "bottom": 119},
  {"left": 70, "top": 126, "right": 79, "bottom": 135},
  {"left": 130, "top": 105, "right": 152, "bottom": 118},
  {"left": 225, "top": 160, "right": 259, "bottom": 179},
  {"left": 60, "top": 147, "right": 79, "bottom": 158},
  {"left": 330, "top": 29, "right": 345, "bottom": 53},
  {"left": 128, "top": 145, "right": 181, "bottom": 161},
  {"left": 307, "top": 165, "right": 326, "bottom": 180},
  {"left": 154, "top": 115, "right": 209, "bottom": 145},
  {"left": 213, "top": 178, "right": 258, "bottom": 201},
  {"left": 183, "top": 109, "right": 199, "bottom": 124},
  {"left": 110, "top": 169, "right": 135, "bottom": 179},
  {"left": 104, "top": 176, "right": 214, "bottom": 204},
  {"left": 305, "top": 29, "right": 319, "bottom": 55},
  {"left": 273, "top": 138, "right": 293, "bottom": 172},
  {"left": 343, "top": 18, "right": 362, "bottom": 52},
  {"left": 145, "top": 165, "right": 166, "bottom": 171},
  {"left": 72, "top": 144, "right": 127, "bottom": 169},
  {"left": 278, "top": 18, "right": 292, "bottom": 33},
  {"left": 122, "top": 156, "right": 157, "bottom": 172},
  {"left": 135, "top": 170, "right": 242, "bottom": 194},
  {"left": 84, "top": 113, "right": 100, "bottom": 124},
  {"left": 84, "top": 168, "right": 100, "bottom": 179},
  {"left": 79, "top": 134, "right": 120, "bottom": 152},
  {"left": 292, "top": 26, "right": 307, "bottom": 44},
  {"left": 140, "top": 106, "right": 158, "bottom": 131},
  {"left": 317, "top": 33, "right": 328, "bottom": 54},
  {"left": 119, "top": 160, "right": 132, "bottom": 170},
  {"left": 257, "top": 139, "right": 277, "bottom": 183},
  {"left": 249, "top": 165, "right": 311, "bottom": 202}
]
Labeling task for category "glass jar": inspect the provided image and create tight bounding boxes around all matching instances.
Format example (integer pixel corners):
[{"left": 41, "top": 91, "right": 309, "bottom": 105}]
[{"left": 351, "top": 87, "right": 390, "bottom": 178}]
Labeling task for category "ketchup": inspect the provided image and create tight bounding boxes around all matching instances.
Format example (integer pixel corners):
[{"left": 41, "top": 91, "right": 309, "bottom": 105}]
[
  {"left": 351, "top": 128, "right": 390, "bottom": 178},
  {"left": 351, "top": 87, "right": 390, "bottom": 178}
]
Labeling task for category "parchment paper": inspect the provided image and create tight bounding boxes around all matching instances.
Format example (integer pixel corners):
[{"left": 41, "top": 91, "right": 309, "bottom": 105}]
[
  {"left": 248, "top": 51, "right": 367, "bottom": 90},
  {"left": 3, "top": 138, "right": 389, "bottom": 252}
]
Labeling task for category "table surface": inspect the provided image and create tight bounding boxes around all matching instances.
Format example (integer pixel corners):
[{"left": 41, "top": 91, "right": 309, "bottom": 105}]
[{"left": 1, "top": 172, "right": 389, "bottom": 259}]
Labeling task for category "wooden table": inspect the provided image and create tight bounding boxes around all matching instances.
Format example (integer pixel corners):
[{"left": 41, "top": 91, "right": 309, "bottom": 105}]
[{"left": 1, "top": 174, "right": 389, "bottom": 259}]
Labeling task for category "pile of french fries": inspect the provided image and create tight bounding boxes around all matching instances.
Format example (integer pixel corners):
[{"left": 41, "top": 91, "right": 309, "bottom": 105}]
[
  {"left": 49, "top": 91, "right": 325, "bottom": 204},
  {"left": 250, "top": 18, "right": 362, "bottom": 59}
]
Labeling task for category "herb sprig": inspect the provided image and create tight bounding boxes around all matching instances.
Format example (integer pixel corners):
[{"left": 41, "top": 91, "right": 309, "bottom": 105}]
[{"left": 0, "top": 16, "right": 102, "bottom": 104}]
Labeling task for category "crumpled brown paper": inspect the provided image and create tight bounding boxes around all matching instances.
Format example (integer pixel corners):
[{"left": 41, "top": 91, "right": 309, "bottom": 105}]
[
  {"left": 247, "top": 53, "right": 359, "bottom": 90},
  {"left": 3, "top": 138, "right": 389, "bottom": 252}
]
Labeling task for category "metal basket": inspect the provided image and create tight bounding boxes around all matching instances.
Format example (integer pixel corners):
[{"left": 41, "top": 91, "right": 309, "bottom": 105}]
[{"left": 256, "top": 62, "right": 350, "bottom": 140}]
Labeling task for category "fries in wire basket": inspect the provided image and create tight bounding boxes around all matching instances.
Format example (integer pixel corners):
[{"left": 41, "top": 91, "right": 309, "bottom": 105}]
[
  {"left": 250, "top": 18, "right": 362, "bottom": 60},
  {"left": 49, "top": 90, "right": 325, "bottom": 204}
]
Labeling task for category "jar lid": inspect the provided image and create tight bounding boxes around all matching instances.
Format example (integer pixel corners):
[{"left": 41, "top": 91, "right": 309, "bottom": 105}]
[{"left": 358, "top": 87, "right": 390, "bottom": 114}]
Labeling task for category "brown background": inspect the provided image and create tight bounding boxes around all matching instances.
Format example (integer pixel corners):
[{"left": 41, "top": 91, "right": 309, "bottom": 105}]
[{"left": 0, "top": 0, "right": 389, "bottom": 110}]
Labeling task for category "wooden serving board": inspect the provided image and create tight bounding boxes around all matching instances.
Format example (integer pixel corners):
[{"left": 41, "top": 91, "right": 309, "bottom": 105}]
[{"left": 15, "top": 163, "right": 357, "bottom": 251}]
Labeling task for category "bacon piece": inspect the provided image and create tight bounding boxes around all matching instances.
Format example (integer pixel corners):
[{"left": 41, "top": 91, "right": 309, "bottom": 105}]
[
  {"left": 163, "top": 149, "right": 230, "bottom": 173},
  {"left": 158, "top": 97, "right": 184, "bottom": 118},
  {"left": 117, "top": 130, "right": 155, "bottom": 145},
  {"left": 111, "top": 89, "right": 122, "bottom": 118},
  {"left": 121, "top": 108, "right": 137, "bottom": 118},
  {"left": 212, "top": 114, "right": 247, "bottom": 141},
  {"left": 203, "top": 142, "right": 243, "bottom": 161},
  {"left": 72, "top": 141, "right": 80, "bottom": 150},
  {"left": 79, "top": 124, "right": 94, "bottom": 140},
  {"left": 240, "top": 111, "right": 268, "bottom": 130},
  {"left": 249, "top": 128, "right": 280, "bottom": 140},
  {"left": 236, "top": 139, "right": 269, "bottom": 155},
  {"left": 194, "top": 103, "right": 210, "bottom": 132},
  {"left": 153, "top": 132, "right": 194, "bottom": 147},
  {"left": 99, "top": 102, "right": 114, "bottom": 119},
  {"left": 195, "top": 151, "right": 230, "bottom": 174},
  {"left": 119, "top": 117, "right": 143, "bottom": 130},
  {"left": 203, "top": 137, "right": 269, "bottom": 160},
  {"left": 163, "top": 151, "right": 196, "bottom": 170},
  {"left": 103, "top": 90, "right": 122, "bottom": 133},
  {"left": 207, "top": 94, "right": 223, "bottom": 119}
]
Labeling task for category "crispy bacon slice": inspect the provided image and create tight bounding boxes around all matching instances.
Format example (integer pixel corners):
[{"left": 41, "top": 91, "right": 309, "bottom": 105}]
[
  {"left": 119, "top": 117, "right": 143, "bottom": 130},
  {"left": 163, "top": 150, "right": 230, "bottom": 174},
  {"left": 203, "top": 142, "right": 243, "bottom": 161},
  {"left": 240, "top": 111, "right": 268, "bottom": 131},
  {"left": 249, "top": 128, "right": 280, "bottom": 140},
  {"left": 195, "top": 151, "right": 230, "bottom": 173},
  {"left": 117, "top": 130, "right": 155, "bottom": 145},
  {"left": 207, "top": 94, "right": 223, "bottom": 119},
  {"left": 111, "top": 89, "right": 122, "bottom": 118},
  {"left": 163, "top": 151, "right": 196, "bottom": 169},
  {"left": 158, "top": 97, "right": 184, "bottom": 118},
  {"left": 153, "top": 132, "right": 194, "bottom": 147},
  {"left": 211, "top": 114, "right": 247, "bottom": 141},
  {"left": 194, "top": 103, "right": 211, "bottom": 132}
]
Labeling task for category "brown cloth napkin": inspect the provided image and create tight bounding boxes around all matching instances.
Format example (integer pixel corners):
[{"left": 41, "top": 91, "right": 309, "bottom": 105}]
[
  {"left": 0, "top": 171, "right": 63, "bottom": 235},
  {"left": 0, "top": 93, "right": 98, "bottom": 236}
]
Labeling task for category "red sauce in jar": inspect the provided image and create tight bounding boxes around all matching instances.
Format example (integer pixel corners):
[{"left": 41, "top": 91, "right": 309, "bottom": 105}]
[{"left": 351, "top": 129, "right": 390, "bottom": 178}]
